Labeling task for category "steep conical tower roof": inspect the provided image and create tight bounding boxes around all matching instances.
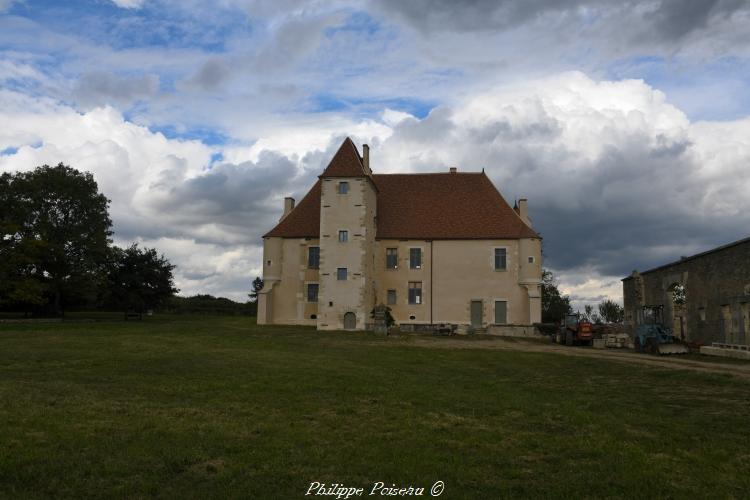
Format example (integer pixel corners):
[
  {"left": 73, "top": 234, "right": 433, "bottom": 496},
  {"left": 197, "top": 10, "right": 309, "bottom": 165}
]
[{"left": 319, "top": 137, "right": 367, "bottom": 177}]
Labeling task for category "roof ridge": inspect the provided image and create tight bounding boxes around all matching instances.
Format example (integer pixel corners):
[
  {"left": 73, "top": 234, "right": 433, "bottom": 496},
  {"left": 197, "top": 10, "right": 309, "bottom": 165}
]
[{"left": 372, "top": 172, "right": 484, "bottom": 176}]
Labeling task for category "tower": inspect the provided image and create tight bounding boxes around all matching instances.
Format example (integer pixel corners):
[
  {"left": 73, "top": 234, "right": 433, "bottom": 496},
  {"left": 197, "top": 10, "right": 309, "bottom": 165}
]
[{"left": 317, "top": 138, "right": 378, "bottom": 330}]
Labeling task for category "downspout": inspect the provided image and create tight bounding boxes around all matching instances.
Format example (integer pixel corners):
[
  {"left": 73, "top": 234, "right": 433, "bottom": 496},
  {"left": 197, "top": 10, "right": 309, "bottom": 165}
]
[{"left": 430, "top": 240, "right": 433, "bottom": 325}]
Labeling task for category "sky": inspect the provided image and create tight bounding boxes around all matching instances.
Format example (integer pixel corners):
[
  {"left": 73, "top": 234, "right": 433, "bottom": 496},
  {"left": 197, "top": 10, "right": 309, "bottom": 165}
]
[{"left": 1, "top": 0, "right": 749, "bottom": 309}]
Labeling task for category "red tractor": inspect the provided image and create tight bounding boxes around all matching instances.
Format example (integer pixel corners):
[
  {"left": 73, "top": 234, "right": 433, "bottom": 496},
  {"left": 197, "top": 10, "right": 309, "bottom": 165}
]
[{"left": 554, "top": 313, "right": 594, "bottom": 346}]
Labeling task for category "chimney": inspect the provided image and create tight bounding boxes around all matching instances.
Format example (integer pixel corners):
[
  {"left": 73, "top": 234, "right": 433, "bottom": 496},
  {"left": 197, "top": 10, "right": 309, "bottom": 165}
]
[
  {"left": 363, "top": 144, "right": 371, "bottom": 174},
  {"left": 516, "top": 198, "right": 531, "bottom": 227},
  {"left": 449, "top": 167, "right": 457, "bottom": 173},
  {"left": 281, "top": 197, "right": 295, "bottom": 220}
]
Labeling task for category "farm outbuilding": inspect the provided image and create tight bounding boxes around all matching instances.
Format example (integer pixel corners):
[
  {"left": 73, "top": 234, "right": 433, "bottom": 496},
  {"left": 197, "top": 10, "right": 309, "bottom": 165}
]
[{"left": 622, "top": 237, "right": 750, "bottom": 347}]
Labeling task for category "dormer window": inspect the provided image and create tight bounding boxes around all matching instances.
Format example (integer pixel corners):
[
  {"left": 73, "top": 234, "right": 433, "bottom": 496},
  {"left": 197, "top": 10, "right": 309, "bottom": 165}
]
[{"left": 338, "top": 182, "right": 349, "bottom": 194}]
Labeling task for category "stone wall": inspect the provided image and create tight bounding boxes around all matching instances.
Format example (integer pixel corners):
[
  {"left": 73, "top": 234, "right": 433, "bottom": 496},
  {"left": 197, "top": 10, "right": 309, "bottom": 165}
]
[{"left": 623, "top": 239, "right": 750, "bottom": 345}]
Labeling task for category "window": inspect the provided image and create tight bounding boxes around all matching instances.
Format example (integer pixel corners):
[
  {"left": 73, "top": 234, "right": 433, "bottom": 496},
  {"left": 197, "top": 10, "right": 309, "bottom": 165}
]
[
  {"left": 337, "top": 268, "right": 347, "bottom": 281},
  {"left": 495, "top": 300, "right": 507, "bottom": 324},
  {"left": 387, "top": 289, "right": 397, "bottom": 305},
  {"left": 528, "top": 256, "right": 534, "bottom": 264},
  {"left": 409, "top": 248, "right": 422, "bottom": 269},
  {"left": 338, "top": 182, "right": 349, "bottom": 194},
  {"left": 308, "top": 246, "right": 320, "bottom": 269},
  {"left": 494, "top": 248, "right": 507, "bottom": 270},
  {"left": 307, "top": 283, "right": 319, "bottom": 303},
  {"left": 386, "top": 248, "right": 398, "bottom": 269},
  {"left": 338, "top": 230, "right": 348, "bottom": 242},
  {"left": 408, "top": 281, "right": 422, "bottom": 305}
]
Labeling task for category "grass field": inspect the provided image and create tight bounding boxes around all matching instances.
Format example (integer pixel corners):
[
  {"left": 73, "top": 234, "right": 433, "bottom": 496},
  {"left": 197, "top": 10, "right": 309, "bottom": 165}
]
[{"left": 1, "top": 316, "right": 749, "bottom": 499}]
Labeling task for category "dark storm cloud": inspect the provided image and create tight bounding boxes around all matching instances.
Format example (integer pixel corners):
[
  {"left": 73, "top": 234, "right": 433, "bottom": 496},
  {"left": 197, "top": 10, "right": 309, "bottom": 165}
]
[
  {"left": 145, "top": 150, "right": 299, "bottom": 243},
  {"left": 186, "top": 58, "right": 232, "bottom": 90},
  {"left": 374, "top": 0, "right": 582, "bottom": 33},
  {"left": 374, "top": 0, "right": 750, "bottom": 45},
  {"left": 72, "top": 71, "right": 159, "bottom": 108}
]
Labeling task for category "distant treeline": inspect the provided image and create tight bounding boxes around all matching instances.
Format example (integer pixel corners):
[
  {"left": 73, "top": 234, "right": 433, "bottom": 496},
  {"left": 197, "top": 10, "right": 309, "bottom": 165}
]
[{"left": 162, "top": 295, "right": 257, "bottom": 316}]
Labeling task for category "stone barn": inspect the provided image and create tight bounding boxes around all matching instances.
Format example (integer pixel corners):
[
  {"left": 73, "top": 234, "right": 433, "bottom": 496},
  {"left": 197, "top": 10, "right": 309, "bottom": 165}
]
[{"left": 622, "top": 236, "right": 750, "bottom": 346}]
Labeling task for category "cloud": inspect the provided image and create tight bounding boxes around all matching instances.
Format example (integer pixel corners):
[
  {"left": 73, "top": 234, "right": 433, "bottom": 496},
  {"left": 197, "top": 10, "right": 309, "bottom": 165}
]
[
  {"left": 111, "top": 0, "right": 145, "bottom": 9},
  {"left": 184, "top": 58, "right": 231, "bottom": 90},
  {"left": 372, "top": 0, "right": 750, "bottom": 72},
  {"left": 0, "top": 0, "right": 17, "bottom": 13},
  {"left": 72, "top": 72, "right": 159, "bottom": 108}
]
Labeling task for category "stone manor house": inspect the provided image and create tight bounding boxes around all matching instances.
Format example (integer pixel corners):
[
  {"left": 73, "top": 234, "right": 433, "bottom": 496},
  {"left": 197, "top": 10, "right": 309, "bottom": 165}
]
[{"left": 257, "top": 137, "right": 542, "bottom": 331}]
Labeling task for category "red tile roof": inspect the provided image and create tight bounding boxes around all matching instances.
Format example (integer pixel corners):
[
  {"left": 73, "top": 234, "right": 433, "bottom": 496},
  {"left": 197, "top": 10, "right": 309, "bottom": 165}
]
[
  {"left": 373, "top": 172, "right": 539, "bottom": 239},
  {"left": 264, "top": 138, "right": 539, "bottom": 240},
  {"left": 264, "top": 180, "right": 321, "bottom": 238},
  {"left": 318, "top": 137, "right": 368, "bottom": 177}
]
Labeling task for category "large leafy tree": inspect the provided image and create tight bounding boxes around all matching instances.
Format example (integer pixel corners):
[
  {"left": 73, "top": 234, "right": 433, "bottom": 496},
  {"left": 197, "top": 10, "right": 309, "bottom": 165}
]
[
  {"left": 598, "top": 299, "right": 624, "bottom": 323},
  {"left": 0, "top": 174, "right": 48, "bottom": 311},
  {"left": 105, "top": 244, "right": 178, "bottom": 313},
  {"left": 0, "top": 164, "right": 112, "bottom": 314},
  {"left": 541, "top": 269, "right": 572, "bottom": 323}
]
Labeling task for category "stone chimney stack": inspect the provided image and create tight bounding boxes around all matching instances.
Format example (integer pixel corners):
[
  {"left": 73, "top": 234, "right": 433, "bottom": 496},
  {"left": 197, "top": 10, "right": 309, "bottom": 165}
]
[
  {"left": 362, "top": 144, "right": 371, "bottom": 174},
  {"left": 515, "top": 198, "right": 531, "bottom": 227},
  {"left": 281, "top": 197, "right": 295, "bottom": 220}
]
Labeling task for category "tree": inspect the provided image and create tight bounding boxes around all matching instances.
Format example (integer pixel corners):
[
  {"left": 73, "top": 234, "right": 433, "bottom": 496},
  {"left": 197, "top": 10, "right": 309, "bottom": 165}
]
[
  {"left": 104, "top": 244, "right": 178, "bottom": 313},
  {"left": 0, "top": 164, "right": 112, "bottom": 314},
  {"left": 583, "top": 304, "right": 602, "bottom": 324},
  {"left": 249, "top": 276, "right": 264, "bottom": 302},
  {"left": 541, "top": 269, "right": 572, "bottom": 323},
  {"left": 598, "top": 299, "right": 624, "bottom": 323}
]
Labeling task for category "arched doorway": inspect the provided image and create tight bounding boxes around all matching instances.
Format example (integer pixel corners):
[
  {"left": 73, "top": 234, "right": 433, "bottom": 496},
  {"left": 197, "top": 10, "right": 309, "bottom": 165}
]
[{"left": 343, "top": 312, "right": 356, "bottom": 330}]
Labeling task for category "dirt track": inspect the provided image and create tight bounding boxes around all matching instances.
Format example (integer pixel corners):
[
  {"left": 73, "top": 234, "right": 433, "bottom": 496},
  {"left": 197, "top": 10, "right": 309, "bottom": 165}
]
[{"left": 406, "top": 336, "right": 750, "bottom": 381}]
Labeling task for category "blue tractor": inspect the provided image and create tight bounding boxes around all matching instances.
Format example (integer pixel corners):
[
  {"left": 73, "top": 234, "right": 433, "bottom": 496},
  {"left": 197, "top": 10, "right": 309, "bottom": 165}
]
[{"left": 633, "top": 305, "right": 689, "bottom": 355}]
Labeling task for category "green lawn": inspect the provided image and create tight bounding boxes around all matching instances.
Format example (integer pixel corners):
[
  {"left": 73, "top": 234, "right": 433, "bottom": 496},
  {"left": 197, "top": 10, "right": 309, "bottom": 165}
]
[{"left": 1, "top": 316, "right": 749, "bottom": 499}]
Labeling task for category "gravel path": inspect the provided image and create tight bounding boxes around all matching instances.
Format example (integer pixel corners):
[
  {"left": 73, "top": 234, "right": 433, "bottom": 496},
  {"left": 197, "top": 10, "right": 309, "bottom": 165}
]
[{"left": 406, "top": 336, "right": 750, "bottom": 381}]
